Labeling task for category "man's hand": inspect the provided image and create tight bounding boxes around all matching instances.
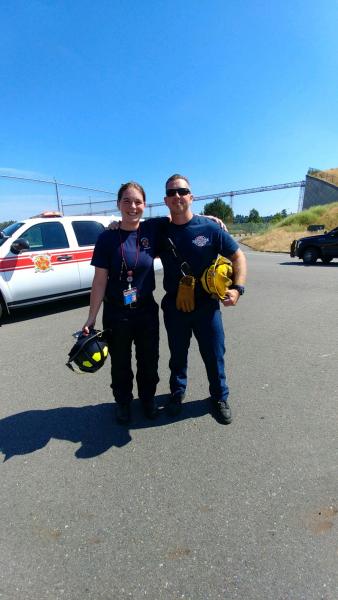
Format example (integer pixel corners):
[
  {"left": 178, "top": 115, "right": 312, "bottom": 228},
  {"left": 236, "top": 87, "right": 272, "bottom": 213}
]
[
  {"left": 108, "top": 221, "right": 120, "bottom": 230},
  {"left": 221, "top": 289, "right": 240, "bottom": 307}
]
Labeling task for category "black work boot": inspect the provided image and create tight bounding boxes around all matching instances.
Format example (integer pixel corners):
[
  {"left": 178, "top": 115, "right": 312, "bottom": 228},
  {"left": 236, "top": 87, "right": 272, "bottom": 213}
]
[
  {"left": 142, "top": 398, "right": 159, "bottom": 420},
  {"left": 214, "top": 400, "right": 232, "bottom": 425},
  {"left": 116, "top": 403, "right": 131, "bottom": 425},
  {"left": 166, "top": 393, "right": 185, "bottom": 416}
]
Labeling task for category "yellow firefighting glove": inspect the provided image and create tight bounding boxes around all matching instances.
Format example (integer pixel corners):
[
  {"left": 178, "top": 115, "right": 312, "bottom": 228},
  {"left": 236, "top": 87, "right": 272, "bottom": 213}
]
[{"left": 176, "top": 275, "right": 196, "bottom": 312}]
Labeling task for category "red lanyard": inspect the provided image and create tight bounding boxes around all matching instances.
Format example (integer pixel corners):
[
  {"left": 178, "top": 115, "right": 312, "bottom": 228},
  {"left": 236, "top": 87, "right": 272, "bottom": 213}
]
[{"left": 119, "top": 227, "right": 140, "bottom": 278}]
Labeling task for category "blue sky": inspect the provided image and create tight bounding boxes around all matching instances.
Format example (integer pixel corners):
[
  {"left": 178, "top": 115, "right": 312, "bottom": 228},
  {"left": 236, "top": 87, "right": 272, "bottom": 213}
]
[{"left": 1, "top": 0, "right": 338, "bottom": 221}]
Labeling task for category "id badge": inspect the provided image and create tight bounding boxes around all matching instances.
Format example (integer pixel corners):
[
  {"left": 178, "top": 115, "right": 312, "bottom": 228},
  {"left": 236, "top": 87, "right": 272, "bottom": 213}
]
[{"left": 123, "top": 287, "right": 137, "bottom": 305}]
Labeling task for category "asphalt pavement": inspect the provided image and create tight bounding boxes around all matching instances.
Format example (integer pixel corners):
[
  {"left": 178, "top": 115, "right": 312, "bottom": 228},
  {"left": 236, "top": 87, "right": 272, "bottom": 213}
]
[{"left": 0, "top": 249, "right": 337, "bottom": 600}]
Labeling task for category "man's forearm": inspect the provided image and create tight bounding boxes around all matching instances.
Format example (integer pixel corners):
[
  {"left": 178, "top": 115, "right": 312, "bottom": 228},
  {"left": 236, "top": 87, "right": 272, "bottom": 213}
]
[{"left": 231, "top": 249, "right": 247, "bottom": 286}]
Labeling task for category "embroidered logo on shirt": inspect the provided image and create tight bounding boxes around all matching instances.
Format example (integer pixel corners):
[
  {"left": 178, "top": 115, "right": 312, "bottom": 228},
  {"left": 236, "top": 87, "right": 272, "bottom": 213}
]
[
  {"left": 141, "top": 237, "right": 151, "bottom": 249},
  {"left": 192, "top": 235, "right": 209, "bottom": 247}
]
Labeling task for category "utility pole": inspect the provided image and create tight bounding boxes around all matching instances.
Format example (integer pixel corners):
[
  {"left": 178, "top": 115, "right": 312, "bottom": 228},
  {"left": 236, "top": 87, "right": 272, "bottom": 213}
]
[
  {"left": 54, "top": 178, "right": 61, "bottom": 213},
  {"left": 229, "top": 192, "right": 234, "bottom": 213}
]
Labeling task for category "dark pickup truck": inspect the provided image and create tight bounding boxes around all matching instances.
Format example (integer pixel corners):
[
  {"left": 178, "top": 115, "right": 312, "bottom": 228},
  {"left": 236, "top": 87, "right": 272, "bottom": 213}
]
[{"left": 290, "top": 227, "right": 338, "bottom": 264}]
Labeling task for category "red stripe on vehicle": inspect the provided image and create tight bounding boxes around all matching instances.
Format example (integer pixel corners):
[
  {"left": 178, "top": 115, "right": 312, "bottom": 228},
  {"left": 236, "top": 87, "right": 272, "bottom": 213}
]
[{"left": 0, "top": 249, "right": 94, "bottom": 273}]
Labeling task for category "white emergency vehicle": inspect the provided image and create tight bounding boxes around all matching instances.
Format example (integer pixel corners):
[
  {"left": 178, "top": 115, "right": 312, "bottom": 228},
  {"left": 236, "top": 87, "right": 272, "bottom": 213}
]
[{"left": 0, "top": 212, "right": 119, "bottom": 319}]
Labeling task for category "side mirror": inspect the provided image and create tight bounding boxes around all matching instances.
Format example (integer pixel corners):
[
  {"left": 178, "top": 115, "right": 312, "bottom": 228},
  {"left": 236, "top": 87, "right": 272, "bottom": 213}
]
[{"left": 10, "top": 238, "right": 30, "bottom": 254}]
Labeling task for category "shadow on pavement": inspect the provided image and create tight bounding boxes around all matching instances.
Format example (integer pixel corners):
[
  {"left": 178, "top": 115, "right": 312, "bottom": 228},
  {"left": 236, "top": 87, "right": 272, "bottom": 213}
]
[
  {"left": 280, "top": 261, "right": 338, "bottom": 267},
  {"left": 0, "top": 295, "right": 90, "bottom": 326},
  {"left": 0, "top": 396, "right": 210, "bottom": 461}
]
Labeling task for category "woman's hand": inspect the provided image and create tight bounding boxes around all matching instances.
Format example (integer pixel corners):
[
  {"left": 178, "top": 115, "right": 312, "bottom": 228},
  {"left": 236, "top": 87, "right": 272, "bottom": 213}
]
[
  {"left": 82, "top": 318, "right": 96, "bottom": 335},
  {"left": 200, "top": 214, "right": 228, "bottom": 231}
]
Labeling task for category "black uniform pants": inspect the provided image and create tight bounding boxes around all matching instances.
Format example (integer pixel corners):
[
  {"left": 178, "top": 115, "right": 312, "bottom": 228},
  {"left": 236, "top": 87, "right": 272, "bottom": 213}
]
[{"left": 103, "top": 298, "right": 159, "bottom": 406}]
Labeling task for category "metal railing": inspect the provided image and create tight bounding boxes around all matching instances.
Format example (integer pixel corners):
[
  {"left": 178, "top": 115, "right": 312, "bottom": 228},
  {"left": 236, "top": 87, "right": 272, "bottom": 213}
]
[{"left": 0, "top": 174, "right": 118, "bottom": 218}]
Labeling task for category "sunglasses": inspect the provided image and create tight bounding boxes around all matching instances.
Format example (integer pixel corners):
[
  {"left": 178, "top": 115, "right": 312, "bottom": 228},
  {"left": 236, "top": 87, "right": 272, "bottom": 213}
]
[{"left": 166, "top": 188, "right": 191, "bottom": 197}]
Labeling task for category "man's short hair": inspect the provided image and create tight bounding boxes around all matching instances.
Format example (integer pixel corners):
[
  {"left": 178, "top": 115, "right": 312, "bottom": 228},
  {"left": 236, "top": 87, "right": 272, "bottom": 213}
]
[
  {"left": 165, "top": 174, "right": 190, "bottom": 191},
  {"left": 117, "top": 181, "right": 146, "bottom": 204}
]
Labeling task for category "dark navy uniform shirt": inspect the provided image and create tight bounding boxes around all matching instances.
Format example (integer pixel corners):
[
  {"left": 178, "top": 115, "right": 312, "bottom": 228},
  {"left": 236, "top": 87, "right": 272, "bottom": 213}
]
[
  {"left": 91, "top": 218, "right": 167, "bottom": 302},
  {"left": 159, "top": 215, "right": 239, "bottom": 297}
]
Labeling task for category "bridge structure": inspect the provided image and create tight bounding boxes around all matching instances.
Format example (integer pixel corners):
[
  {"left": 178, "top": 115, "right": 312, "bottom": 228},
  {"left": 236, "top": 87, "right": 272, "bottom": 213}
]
[
  {"left": 0, "top": 173, "right": 306, "bottom": 217},
  {"left": 146, "top": 180, "right": 306, "bottom": 216}
]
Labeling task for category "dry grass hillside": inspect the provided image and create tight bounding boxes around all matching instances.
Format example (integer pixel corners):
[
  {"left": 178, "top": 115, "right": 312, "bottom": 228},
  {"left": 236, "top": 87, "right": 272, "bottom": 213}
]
[
  {"left": 312, "top": 167, "right": 338, "bottom": 179},
  {"left": 242, "top": 202, "right": 338, "bottom": 253},
  {"left": 321, "top": 167, "right": 338, "bottom": 178},
  {"left": 309, "top": 166, "right": 338, "bottom": 187}
]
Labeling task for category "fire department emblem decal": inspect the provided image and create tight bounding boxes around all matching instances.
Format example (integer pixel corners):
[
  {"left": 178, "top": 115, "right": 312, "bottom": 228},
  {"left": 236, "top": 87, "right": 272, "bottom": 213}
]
[
  {"left": 192, "top": 235, "right": 209, "bottom": 247},
  {"left": 33, "top": 254, "right": 53, "bottom": 272},
  {"left": 141, "top": 237, "right": 151, "bottom": 249}
]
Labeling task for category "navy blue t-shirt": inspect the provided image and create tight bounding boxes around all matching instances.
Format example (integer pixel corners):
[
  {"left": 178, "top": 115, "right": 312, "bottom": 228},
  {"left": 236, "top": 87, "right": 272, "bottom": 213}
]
[
  {"left": 91, "top": 218, "right": 167, "bottom": 302},
  {"left": 159, "top": 215, "right": 239, "bottom": 296}
]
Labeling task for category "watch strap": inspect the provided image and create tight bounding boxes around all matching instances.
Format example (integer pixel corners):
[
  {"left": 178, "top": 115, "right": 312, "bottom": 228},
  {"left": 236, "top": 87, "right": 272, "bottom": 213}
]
[{"left": 230, "top": 284, "right": 245, "bottom": 295}]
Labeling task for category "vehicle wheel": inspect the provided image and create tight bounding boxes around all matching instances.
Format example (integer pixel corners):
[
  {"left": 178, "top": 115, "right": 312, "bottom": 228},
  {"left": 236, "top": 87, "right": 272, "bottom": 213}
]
[
  {"left": 321, "top": 257, "right": 333, "bottom": 264},
  {"left": 302, "top": 247, "right": 319, "bottom": 264},
  {"left": 0, "top": 293, "right": 9, "bottom": 321},
  {"left": 0, "top": 298, "right": 4, "bottom": 321}
]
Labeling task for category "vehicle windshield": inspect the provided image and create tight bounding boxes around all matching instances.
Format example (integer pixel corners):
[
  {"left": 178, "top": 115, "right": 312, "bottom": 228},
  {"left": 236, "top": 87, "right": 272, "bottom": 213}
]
[{"left": 0, "top": 222, "right": 24, "bottom": 247}]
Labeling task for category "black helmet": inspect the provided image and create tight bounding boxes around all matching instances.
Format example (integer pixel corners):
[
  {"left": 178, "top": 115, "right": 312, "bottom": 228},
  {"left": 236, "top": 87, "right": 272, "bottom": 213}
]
[{"left": 66, "top": 329, "right": 109, "bottom": 373}]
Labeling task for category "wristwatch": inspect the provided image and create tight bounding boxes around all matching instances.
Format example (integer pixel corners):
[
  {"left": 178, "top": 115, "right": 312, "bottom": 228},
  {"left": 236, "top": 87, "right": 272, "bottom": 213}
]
[{"left": 230, "top": 284, "right": 245, "bottom": 296}]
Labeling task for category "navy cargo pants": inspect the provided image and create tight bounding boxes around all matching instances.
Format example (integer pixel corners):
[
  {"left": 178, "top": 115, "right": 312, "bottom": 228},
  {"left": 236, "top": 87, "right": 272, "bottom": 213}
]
[
  {"left": 103, "top": 298, "right": 159, "bottom": 406},
  {"left": 161, "top": 295, "right": 229, "bottom": 401}
]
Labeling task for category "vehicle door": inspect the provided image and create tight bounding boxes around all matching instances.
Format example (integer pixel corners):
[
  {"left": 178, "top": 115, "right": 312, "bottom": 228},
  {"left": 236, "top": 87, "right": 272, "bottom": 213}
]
[
  {"left": 2, "top": 221, "right": 81, "bottom": 302},
  {"left": 323, "top": 228, "right": 338, "bottom": 259},
  {"left": 71, "top": 220, "right": 106, "bottom": 290}
]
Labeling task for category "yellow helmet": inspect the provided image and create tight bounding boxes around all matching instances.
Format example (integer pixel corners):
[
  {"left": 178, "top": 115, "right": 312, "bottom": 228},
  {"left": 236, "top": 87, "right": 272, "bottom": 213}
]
[{"left": 201, "top": 256, "right": 233, "bottom": 300}]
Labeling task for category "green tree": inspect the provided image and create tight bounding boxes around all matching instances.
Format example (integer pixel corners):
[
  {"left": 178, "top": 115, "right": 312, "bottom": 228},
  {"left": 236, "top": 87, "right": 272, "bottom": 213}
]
[
  {"left": 0, "top": 220, "right": 14, "bottom": 230},
  {"left": 202, "top": 198, "right": 233, "bottom": 223},
  {"left": 270, "top": 209, "right": 288, "bottom": 224},
  {"left": 247, "top": 208, "right": 261, "bottom": 223},
  {"left": 234, "top": 214, "right": 248, "bottom": 223}
]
